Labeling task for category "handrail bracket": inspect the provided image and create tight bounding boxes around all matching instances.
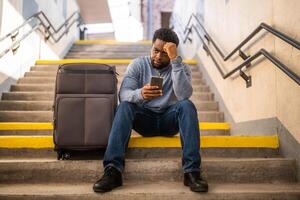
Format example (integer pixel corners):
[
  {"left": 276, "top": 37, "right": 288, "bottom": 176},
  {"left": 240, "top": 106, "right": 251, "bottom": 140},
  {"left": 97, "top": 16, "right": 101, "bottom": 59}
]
[
  {"left": 239, "top": 50, "right": 251, "bottom": 68},
  {"left": 10, "top": 31, "right": 19, "bottom": 42},
  {"left": 239, "top": 69, "right": 252, "bottom": 88},
  {"left": 44, "top": 25, "right": 51, "bottom": 40}
]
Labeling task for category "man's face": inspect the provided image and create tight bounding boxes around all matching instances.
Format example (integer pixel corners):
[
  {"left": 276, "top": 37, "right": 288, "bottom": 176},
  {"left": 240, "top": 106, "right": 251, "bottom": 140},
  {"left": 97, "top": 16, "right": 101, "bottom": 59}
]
[{"left": 150, "top": 39, "right": 170, "bottom": 69}]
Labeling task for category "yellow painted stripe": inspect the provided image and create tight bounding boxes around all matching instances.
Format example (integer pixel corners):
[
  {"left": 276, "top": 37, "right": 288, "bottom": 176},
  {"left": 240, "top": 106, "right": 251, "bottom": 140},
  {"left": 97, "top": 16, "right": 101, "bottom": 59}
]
[
  {"left": 0, "top": 136, "right": 54, "bottom": 148},
  {"left": 202, "top": 135, "right": 279, "bottom": 148},
  {"left": 128, "top": 135, "right": 279, "bottom": 148},
  {"left": 35, "top": 59, "right": 198, "bottom": 65},
  {"left": 75, "top": 40, "right": 152, "bottom": 45},
  {"left": 0, "top": 122, "right": 229, "bottom": 131},
  {"left": 200, "top": 122, "right": 230, "bottom": 130},
  {"left": 36, "top": 59, "right": 132, "bottom": 65},
  {"left": 0, "top": 135, "right": 279, "bottom": 149},
  {"left": 0, "top": 123, "right": 53, "bottom": 130}
]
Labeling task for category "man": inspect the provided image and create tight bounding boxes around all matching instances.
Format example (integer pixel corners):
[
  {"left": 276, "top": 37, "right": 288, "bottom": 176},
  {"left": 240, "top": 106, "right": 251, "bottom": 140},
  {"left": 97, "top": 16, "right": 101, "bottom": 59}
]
[{"left": 93, "top": 28, "right": 208, "bottom": 193}]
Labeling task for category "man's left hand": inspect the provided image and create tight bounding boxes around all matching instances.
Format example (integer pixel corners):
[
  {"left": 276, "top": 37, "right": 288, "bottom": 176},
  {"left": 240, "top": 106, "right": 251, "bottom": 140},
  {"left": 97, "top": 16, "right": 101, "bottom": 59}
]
[{"left": 163, "top": 42, "right": 177, "bottom": 60}]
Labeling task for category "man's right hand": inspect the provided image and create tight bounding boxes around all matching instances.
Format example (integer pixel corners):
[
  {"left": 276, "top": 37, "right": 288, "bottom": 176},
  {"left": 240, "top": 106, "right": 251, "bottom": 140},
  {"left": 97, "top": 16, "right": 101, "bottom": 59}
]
[{"left": 141, "top": 84, "right": 162, "bottom": 100}]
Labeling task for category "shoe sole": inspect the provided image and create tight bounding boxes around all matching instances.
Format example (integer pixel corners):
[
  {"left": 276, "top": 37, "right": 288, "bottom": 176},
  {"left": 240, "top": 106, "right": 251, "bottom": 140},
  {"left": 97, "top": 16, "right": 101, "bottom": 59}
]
[
  {"left": 93, "top": 188, "right": 112, "bottom": 193},
  {"left": 184, "top": 182, "right": 208, "bottom": 193},
  {"left": 93, "top": 184, "right": 122, "bottom": 193}
]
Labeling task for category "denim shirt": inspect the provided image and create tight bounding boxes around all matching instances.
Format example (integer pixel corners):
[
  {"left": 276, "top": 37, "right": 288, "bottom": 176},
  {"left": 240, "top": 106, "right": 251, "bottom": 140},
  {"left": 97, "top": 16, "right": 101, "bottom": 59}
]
[{"left": 119, "top": 56, "right": 193, "bottom": 113}]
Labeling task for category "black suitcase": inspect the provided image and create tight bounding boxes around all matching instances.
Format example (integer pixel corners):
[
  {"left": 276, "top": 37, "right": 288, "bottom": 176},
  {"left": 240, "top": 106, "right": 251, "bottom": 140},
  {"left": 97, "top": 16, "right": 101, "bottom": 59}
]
[{"left": 53, "top": 63, "right": 118, "bottom": 160}]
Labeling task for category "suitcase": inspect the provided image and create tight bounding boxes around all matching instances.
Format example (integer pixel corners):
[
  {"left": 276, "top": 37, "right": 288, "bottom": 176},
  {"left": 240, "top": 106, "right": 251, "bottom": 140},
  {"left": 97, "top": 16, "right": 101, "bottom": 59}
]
[{"left": 53, "top": 63, "right": 118, "bottom": 160}]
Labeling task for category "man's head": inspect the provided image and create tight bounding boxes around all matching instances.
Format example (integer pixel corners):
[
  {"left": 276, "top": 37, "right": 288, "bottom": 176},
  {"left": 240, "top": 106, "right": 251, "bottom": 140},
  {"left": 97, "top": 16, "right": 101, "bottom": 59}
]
[{"left": 151, "top": 28, "right": 179, "bottom": 69}]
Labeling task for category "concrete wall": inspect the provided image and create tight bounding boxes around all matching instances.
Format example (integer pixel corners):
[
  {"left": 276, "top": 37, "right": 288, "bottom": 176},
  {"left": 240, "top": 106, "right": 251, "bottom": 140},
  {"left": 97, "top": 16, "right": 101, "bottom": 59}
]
[
  {"left": 172, "top": 0, "right": 300, "bottom": 142},
  {"left": 0, "top": 0, "right": 3, "bottom": 34},
  {"left": 0, "top": 0, "right": 79, "bottom": 94},
  {"left": 142, "top": 0, "right": 175, "bottom": 39}
]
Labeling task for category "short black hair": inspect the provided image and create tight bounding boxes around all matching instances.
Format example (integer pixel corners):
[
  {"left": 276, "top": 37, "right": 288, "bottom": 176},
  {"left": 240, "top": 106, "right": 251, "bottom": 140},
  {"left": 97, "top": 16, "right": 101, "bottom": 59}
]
[{"left": 152, "top": 28, "right": 179, "bottom": 46}]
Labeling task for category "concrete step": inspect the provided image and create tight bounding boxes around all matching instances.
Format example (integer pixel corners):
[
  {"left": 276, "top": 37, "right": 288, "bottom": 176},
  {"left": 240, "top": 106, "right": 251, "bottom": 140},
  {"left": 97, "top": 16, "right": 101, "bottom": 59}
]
[
  {"left": 1, "top": 182, "right": 299, "bottom": 200},
  {"left": 30, "top": 64, "right": 200, "bottom": 72},
  {"left": 0, "top": 146, "right": 280, "bottom": 159},
  {"left": 10, "top": 84, "right": 55, "bottom": 92},
  {"left": 30, "top": 64, "right": 127, "bottom": 71},
  {"left": 66, "top": 52, "right": 149, "bottom": 56},
  {"left": 70, "top": 46, "right": 152, "bottom": 51},
  {"left": 85, "top": 33, "right": 114, "bottom": 39},
  {"left": 0, "top": 158, "right": 296, "bottom": 184},
  {"left": 72, "top": 43, "right": 152, "bottom": 47},
  {"left": 65, "top": 55, "right": 148, "bottom": 59},
  {"left": 24, "top": 71, "right": 57, "bottom": 77},
  {"left": 0, "top": 101, "right": 218, "bottom": 111},
  {"left": 0, "top": 130, "right": 53, "bottom": 136},
  {"left": 65, "top": 54, "right": 148, "bottom": 58},
  {"left": 160, "top": 110, "right": 223, "bottom": 121},
  {"left": 65, "top": 53, "right": 148, "bottom": 58},
  {"left": 17, "top": 76, "right": 205, "bottom": 85},
  {"left": 0, "top": 101, "right": 53, "bottom": 111},
  {"left": 10, "top": 84, "right": 124, "bottom": 92},
  {"left": 0, "top": 157, "right": 297, "bottom": 183},
  {"left": 10, "top": 84, "right": 209, "bottom": 93},
  {"left": 70, "top": 46, "right": 151, "bottom": 52},
  {"left": 0, "top": 129, "right": 227, "bottom": 136},
  {"left": 14, "top": 78, "right": 206, "bottom": 92},
  {"left": 69, "top": 49, "right": 151, "bottom": 53},
  {"left": 1, "top": 92, "right": 54, "bottom": 101},
  {"left": 0, "top": 111, "right": 52, "bottom": 122},
  {"left": 1, "top": 92, "right": 214, "bottom": 101},
  {"left": 29, "top": 65, "right": 119, "bottom": 72},
  {"left": 16, "top": 76, "right": 206, "bottom": 85},
  {"left": 17, "top": 77, "right": 56, "bottom": 84},
  {"left": 24, "top": 70, "right": 203, "bottom": 79},
  {"left": 0, "top": 110, "right": 223, "bottom": 122}
]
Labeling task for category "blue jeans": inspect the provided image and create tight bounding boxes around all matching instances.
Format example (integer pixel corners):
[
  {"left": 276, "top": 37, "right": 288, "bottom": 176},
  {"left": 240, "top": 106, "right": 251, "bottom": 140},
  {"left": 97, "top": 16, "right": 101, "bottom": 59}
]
[{"left": 103, "top": 99, "right": 201, "bottom": 173}]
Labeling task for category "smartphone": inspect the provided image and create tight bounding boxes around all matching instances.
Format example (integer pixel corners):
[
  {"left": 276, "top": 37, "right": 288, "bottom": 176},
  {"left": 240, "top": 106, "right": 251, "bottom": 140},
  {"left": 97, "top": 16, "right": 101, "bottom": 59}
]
[{"left": 150, "top": 76, "right": 163, "bottom": 89}]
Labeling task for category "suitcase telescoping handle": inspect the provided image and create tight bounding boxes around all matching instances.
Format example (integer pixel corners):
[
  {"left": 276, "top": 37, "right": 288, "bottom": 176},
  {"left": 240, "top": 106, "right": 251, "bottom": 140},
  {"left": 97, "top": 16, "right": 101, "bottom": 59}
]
[
  {"left": 59, "top": 68, "right": 117, "bottom": 75},
  {"left": 57, "top": 63, "right": 118, "bottom": 75}
]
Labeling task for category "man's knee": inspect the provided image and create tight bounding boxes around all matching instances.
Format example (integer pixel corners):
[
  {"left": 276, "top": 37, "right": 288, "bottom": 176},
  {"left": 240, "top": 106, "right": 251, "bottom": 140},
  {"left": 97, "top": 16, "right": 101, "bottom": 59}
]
[
  {"left": 176, "top": 99, "right": 197, "bottom": 112},
  {"left": 117, "top": 101, "right": 136, "bottom": 113}
]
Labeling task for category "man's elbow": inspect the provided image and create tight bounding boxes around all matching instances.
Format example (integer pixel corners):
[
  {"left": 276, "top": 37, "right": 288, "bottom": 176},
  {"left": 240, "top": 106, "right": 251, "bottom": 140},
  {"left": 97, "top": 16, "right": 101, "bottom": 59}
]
[{"left": 175, "top": 87, "right": 193, "bottom": 101}]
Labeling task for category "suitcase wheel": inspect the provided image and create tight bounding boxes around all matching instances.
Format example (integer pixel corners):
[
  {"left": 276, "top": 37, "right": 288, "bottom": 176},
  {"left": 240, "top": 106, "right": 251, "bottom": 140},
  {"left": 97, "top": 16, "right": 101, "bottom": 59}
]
[
  {"left": 62, "top": 152, "right": 71, "bottom": 160},
  {"left": 57, "top": 151, "right": 71, "bottom": 160},
  {"left": 57, "top": 151, "right": 62, "bottom": 160}
]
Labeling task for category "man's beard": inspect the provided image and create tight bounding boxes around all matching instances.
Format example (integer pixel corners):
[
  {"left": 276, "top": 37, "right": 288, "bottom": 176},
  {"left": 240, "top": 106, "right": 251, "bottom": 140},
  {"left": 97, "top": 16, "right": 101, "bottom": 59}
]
[{"left": 150, "top": 58, "right": 170, "bottom": 69}]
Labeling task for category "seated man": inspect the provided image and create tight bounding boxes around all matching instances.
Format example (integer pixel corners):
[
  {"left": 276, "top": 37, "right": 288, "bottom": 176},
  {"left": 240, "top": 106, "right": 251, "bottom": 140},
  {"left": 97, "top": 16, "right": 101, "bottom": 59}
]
[{"left": 93, "top": 28, "right": 208, "bottom": 193}]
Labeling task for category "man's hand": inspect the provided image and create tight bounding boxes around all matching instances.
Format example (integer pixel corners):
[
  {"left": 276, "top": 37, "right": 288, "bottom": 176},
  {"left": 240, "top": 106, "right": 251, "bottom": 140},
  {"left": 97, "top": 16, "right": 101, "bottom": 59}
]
[
  {"left": 163, "top": 42, "right": 177, "bottom": 60},
  {"left": 141, "top": 84, "right": 162, "bottom": 100}
]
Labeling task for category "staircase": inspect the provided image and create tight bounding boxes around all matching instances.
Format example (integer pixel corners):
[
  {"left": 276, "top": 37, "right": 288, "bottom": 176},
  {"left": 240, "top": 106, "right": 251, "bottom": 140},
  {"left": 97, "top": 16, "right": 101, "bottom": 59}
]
[{"left": 0, "top": 40, "right": 299, "bottom": 199}]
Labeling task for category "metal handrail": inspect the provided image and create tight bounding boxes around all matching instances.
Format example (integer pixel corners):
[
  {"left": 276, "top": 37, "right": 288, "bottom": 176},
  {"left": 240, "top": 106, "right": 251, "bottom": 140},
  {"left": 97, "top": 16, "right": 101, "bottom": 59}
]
[
  {"left": 0, "top": 11, "right": 83, "bottom": 59},
  {"left": 0, "top": 12, "right": 41, "bottom": 43},
  {"left": 172, "top": 13, "right": 300, "bottom": 86},
  {"left": 184, "top": 13, "right": 300, "bottom": 60},
  {"left": 0, "top": 22, "right": 41, "bottom": 58},
  {"left": 37, "top": 11, "right": 82, "bottom": 42}
]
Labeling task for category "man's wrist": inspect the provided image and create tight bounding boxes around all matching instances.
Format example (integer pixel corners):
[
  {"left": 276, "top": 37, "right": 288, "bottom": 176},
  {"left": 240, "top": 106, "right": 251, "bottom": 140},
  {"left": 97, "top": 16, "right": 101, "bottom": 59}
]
[{"left": 171, "top": 56, "right": 182, "bottom": 63}]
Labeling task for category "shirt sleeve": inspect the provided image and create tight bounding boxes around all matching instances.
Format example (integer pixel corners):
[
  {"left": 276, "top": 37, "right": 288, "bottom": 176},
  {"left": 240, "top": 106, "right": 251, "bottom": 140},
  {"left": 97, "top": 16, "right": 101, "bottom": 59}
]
[
  {"left": 119, "top": 59, "right": 144, "bottom": 103},
  {"left": 171, "top": 57, "right": 193, "bottom": 100}
]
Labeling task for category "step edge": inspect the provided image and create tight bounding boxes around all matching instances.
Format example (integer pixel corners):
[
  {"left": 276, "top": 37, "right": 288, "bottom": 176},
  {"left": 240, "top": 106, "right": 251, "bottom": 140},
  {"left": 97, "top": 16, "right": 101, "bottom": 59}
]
[{"left": 0, "top": 135, "right": 279, "bottom": 149}]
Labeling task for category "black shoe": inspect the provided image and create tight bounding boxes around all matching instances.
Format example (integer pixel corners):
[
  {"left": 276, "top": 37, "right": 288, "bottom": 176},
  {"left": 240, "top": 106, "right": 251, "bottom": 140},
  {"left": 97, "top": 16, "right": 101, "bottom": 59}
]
[
  {"left": 184, "top": 171, "right": 208, "bottom": 192},
  {"left": 93, "top": 166, "right": 123, "bottom": 193}
]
